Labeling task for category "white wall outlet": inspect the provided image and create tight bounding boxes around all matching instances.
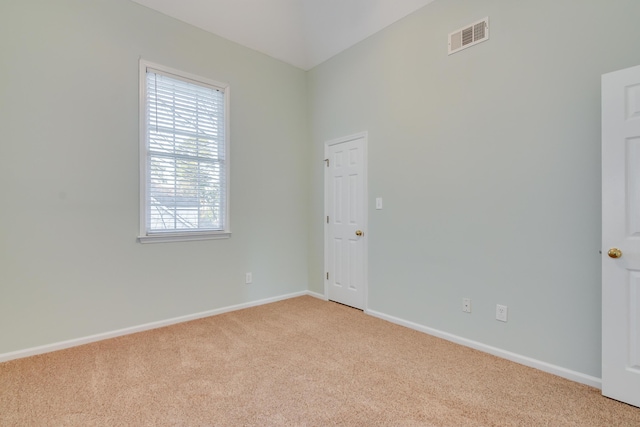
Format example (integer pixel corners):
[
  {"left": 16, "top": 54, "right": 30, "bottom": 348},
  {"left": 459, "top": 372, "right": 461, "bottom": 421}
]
[
  {"left": 462, "top": 298, "right": 471, "bottom": 313},
  {"left": 496, "top": 304, "right": 508, "bottom": 322},
  {"left": 245, "top": 272, "right": 252, "bottom": 284}
]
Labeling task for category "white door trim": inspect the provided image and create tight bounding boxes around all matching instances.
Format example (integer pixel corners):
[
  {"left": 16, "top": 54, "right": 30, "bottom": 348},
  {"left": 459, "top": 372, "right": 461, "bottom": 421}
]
[{"left": 324, "top": 132, "right": 368, "bottom": 309}]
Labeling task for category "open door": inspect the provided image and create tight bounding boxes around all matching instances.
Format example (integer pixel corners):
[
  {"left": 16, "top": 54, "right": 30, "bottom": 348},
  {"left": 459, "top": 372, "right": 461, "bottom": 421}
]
[{"left": 602, "top": 64, "right": 640, "bottom": 408}]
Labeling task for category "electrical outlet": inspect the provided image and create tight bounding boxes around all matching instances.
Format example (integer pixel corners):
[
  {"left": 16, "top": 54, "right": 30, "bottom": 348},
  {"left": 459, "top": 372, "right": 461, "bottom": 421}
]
[
  {"left": 462, "top": 298, "right": 471, "bottom": 313},
  {"left": 496, "top": 304, "right": 508, "bottom": 322},
  {"left": 245, "top": 272, "right": 252, "bottom": 284}
]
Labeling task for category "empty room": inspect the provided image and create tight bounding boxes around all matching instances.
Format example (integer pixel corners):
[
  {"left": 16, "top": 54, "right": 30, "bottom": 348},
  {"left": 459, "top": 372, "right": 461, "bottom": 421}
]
[{"left": 2, "top": 0, "right": 640, "bottom": 425}]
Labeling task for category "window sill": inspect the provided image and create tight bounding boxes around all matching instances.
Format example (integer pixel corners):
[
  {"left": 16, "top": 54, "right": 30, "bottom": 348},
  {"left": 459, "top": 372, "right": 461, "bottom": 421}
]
[{"left": 138, "top": 231, "right": 231, "bottom": 244}]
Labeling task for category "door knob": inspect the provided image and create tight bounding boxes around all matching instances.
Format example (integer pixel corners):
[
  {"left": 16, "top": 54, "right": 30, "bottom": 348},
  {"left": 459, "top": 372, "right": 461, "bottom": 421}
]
[
  {"left": 355, "top": 230, "right": 363, "bottom": 236},
  {"left": 608, "top": 248, "right": 622, "bottom": 259}
]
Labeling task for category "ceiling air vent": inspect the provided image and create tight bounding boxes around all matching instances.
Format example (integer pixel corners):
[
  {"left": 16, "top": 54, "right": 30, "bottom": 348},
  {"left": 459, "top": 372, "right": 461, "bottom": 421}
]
[{"left": 448, "top": 17, "right": 489, "bottom": 55}]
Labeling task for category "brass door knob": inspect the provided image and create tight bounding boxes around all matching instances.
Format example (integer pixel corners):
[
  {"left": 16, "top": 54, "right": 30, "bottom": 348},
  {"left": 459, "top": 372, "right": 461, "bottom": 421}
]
[
  {"left": 355, "top": 230, "right": 363, "bottom": 236},
  {"left": 608, "top": 248, "right": 622, "bottom": 259}
]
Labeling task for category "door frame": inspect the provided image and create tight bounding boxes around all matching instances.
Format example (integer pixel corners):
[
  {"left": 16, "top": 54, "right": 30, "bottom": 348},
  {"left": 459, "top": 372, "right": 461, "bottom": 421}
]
[{"left": 324, "top": 131, "right": 369, "bottom": 309}]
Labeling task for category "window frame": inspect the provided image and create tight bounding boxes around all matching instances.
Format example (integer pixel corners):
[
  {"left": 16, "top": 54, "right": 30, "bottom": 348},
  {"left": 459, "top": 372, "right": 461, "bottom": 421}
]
[{"left": 138, "top": 59, "right": 231, "bottom": 243}]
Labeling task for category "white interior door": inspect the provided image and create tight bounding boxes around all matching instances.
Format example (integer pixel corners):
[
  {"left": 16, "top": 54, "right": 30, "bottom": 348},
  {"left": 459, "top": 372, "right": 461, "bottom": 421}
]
[
  {"left": 325, "top": 133, "right": 367, "bottom": 310},
  {"left": 602, "top": 64, "right": 640, "bottom": 408}
]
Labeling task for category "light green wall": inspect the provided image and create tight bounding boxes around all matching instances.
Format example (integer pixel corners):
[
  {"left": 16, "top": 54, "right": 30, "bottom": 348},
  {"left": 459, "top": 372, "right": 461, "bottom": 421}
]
[
  {"left": 0, "top": 0, "right": 309, "bottom": 353},
  {"left": 308, "top": 0, "right": 640, "bottom": 377}
]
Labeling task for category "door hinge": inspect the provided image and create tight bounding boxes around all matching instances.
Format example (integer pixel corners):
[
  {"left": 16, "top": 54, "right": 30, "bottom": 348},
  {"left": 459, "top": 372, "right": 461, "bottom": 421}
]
[
  {"left": 324, "top": 158, "right": 329, "bottom": 167},
  {"left": 326, "top": 272, "right": 329, "bottom": 280}
]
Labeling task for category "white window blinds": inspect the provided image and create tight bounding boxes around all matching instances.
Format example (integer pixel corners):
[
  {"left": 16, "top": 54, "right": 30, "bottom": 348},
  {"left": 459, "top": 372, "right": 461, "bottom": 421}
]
[{"left": 140, "top": 62, "right": 229, "bottom": 241}]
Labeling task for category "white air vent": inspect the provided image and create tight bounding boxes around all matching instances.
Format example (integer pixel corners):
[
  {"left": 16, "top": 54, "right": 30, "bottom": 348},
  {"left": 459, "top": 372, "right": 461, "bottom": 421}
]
[{"left": 448, "top": 17, "right": 489, "bottom": 55}]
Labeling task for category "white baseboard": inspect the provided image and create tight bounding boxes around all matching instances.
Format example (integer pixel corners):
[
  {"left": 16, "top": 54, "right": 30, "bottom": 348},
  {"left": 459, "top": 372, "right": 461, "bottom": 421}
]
[
  {"left": 1, "top": 292, "right": 603, "bottom": 390},
  {"left": 307, "top": 290, "right": 327, "bottom": 300},
  {"left": 365, "top": 308, "right": 602, "bottom": 389},
  {"left": 0, "top": 291, "right": 311, "bottom": 363}
]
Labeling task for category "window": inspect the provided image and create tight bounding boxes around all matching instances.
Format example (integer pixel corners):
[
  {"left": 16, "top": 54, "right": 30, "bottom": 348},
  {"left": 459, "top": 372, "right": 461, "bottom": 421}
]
[{"left": 139, "top": 60, "right": 230, "bottom": 243}]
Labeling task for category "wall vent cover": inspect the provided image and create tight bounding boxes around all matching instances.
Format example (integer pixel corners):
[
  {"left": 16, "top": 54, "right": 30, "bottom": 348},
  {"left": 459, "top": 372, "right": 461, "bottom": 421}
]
[{"left": 448, "top": 17, "right": 489, "bottom": 55}]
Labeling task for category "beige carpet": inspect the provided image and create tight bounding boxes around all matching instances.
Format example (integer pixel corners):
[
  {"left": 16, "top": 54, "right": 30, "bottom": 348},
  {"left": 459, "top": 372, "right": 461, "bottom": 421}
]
[{"left": 1, "top": 296, "right": 639, "bottom": 426}]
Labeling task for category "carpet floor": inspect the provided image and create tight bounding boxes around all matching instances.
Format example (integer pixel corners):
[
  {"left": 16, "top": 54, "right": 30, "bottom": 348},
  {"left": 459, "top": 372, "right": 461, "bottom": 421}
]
[{"left": 1, "top": 295, "right": 639, "bottom": 426}]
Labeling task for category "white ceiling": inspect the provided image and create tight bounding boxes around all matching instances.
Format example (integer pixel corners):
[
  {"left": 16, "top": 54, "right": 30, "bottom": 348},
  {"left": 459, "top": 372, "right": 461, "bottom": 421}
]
[{"left": 131, "top": 0, "right": 436, "bottom": 70}]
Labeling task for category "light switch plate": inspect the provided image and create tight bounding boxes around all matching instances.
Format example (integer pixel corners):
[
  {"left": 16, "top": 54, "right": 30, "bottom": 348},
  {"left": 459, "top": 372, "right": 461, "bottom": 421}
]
[{"left": 376, "top": 197, "right": 383, "bottom": 210}]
